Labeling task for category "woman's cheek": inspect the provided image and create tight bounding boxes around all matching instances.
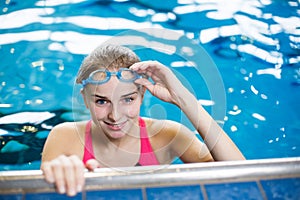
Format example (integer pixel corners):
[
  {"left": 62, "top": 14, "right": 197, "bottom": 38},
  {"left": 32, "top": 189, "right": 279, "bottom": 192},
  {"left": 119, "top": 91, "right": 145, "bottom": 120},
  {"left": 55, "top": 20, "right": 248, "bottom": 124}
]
[
  {"left": 91, "top": 106, "right": 108, "bottom": 119},
  {"left": 126, "top": 105, "right": 140, "bottom": 117}
]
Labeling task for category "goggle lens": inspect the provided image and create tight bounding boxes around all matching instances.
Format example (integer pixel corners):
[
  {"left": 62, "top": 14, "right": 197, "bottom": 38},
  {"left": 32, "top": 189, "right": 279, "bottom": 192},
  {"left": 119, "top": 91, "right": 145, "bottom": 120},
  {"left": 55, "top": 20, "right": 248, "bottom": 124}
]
[
  {"left": 82, "top": 69, "right": 143, "bottom": 87},
  {"left": 120, "top": 70, "right": 137, "bottom": 81},
  {"left": 91, "top": 71, "right": 107, "bottom": 82}
]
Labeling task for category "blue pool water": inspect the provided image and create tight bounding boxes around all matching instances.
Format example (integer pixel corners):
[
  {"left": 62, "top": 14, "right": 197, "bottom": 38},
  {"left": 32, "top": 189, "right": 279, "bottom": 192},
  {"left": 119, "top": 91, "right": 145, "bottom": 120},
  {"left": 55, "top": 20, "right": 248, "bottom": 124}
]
[{"left": 0, "top": 0, "right": 299, "bottom": 170}]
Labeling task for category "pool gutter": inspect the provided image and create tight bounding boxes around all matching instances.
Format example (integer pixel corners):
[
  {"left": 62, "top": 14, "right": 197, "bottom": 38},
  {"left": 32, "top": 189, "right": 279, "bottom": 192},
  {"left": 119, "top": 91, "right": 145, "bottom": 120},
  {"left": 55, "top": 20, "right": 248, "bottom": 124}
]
[{"left": 0, "top": 157, "right": 299, "bottom": 194}]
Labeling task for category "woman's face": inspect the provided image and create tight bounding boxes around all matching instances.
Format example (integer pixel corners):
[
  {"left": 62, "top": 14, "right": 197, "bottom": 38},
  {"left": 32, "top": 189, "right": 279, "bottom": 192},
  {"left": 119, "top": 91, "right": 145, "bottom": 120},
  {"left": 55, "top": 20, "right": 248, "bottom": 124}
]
[{"left": 82, "top": 73, "right": 144, "bottom": 139}]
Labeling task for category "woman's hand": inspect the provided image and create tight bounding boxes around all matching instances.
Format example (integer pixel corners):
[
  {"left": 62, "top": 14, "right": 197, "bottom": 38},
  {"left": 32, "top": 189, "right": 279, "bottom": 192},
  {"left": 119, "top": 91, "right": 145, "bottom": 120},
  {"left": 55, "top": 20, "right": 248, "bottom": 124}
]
[
  {"left": 130, "top": 61, "right": 186, "bottom": 106},
  {"left": 41, "top": 156, "right": 101, "bottom": 196},
  {"left": 41, "top": 155, "right": 85, "bottom": 197},
  {"left": 131, "top": 61, "right": 245, "bottom": 161}
]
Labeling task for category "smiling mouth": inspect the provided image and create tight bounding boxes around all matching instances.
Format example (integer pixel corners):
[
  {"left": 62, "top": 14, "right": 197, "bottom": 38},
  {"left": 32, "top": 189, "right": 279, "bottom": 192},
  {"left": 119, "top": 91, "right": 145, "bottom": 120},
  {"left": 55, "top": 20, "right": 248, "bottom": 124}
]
[{"left": 103, "top": 121, "right": 127, "bottom": 130}]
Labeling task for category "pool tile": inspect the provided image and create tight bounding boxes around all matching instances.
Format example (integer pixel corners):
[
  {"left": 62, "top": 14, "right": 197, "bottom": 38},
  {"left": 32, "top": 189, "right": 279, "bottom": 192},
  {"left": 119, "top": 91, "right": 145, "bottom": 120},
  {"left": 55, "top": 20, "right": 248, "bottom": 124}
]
[
  {"left": 146, "top": 185, "right": 203, "bottom": 200},
  {"left": 0, "top": 194, "right": 23, "bottom": 200},
  {"left": 25, "top": 192, "right": 82, "bottom": 200},
  {"left": 260, "top": 178, "right": 300, "bottom": 200},
  {"left": 205, "top": 181, "right": 263, "bottom": 200},
  {"left": 86, "top": 188, "right": 143, "bottom": 200}
]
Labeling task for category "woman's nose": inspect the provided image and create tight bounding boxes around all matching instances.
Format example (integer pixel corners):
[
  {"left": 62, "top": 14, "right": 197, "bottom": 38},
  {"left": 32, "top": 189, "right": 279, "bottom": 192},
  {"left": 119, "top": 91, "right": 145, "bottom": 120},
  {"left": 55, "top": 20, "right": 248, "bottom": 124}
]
[{"left": 107, "top": 104, "right": 121, "bottom": 122}]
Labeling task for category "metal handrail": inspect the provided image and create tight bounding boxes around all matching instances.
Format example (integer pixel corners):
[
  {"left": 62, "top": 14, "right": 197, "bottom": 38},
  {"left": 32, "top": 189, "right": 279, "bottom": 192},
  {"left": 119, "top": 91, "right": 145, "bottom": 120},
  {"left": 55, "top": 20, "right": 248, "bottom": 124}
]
[{"left": 0, "top": 157, "right": 299, "bottom": 193}]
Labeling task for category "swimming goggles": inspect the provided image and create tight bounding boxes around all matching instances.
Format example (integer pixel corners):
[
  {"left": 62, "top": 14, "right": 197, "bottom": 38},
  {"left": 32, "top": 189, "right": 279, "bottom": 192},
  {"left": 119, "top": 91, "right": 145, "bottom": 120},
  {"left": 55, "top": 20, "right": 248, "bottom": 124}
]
[{"left": 82, "top": 68, "right": 144, "bottom": 87}]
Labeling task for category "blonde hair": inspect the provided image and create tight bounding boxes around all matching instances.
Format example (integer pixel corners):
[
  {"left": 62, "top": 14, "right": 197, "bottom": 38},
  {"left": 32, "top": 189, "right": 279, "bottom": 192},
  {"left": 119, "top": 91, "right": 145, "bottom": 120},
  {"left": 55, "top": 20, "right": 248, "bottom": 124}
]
[{"left": 76, "top": 44, "right": 140, "bottom": 84}]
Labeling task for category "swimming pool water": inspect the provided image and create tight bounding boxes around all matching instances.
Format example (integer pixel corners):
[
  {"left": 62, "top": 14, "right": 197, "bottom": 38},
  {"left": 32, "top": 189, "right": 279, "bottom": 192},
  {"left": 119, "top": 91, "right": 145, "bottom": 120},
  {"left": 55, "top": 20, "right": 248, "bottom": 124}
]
[{"left": 0, "top": 0, "right": 299, "bottom": 170}]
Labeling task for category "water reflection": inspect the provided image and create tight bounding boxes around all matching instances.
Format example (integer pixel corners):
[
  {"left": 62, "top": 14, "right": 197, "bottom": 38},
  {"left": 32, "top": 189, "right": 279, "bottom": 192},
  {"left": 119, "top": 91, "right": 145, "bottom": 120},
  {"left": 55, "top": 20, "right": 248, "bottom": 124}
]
[
  {"left": 0, "top": 0, "right": 299, "bottom": 168},
  {"left": 1, "top": 0, "right": 299, "bottom": 65}
]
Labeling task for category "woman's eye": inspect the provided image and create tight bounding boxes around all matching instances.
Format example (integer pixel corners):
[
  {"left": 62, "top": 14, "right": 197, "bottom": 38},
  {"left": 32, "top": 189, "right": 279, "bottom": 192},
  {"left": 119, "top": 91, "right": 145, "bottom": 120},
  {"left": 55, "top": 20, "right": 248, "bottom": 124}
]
[
  {"left": 123, "top": 97, "right": 134, "bottom": 103},
  {"left": 96, "top": 99, "right": 108, "bottom": 105}
]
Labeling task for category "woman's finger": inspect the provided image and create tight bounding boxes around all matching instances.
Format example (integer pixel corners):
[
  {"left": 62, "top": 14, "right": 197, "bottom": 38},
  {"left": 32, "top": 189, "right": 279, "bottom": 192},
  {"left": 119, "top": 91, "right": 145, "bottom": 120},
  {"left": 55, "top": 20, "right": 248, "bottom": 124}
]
[
  {"left": 131, "top": 61, "right": 172, "bottom": 83},
  {"left": 50, "top": 157, "right": 66, "bottom": 194},
  {"left": 41, "top": 161, "right": 55, "bottom": 183},
  {"left": 58, "top": 155, "right": 78, "bottom": 196},
  {"left": 130, "top": 61, "right": 158, "bottom": 73},
  {"left": 69, "top": 155, "right": 85, "bottom": 193},
  {"left": 85, "top": 159, "right": 101, "bottom": 171},
  {"left": 134, "top": 78, "right": 154, "bottom": 92}
]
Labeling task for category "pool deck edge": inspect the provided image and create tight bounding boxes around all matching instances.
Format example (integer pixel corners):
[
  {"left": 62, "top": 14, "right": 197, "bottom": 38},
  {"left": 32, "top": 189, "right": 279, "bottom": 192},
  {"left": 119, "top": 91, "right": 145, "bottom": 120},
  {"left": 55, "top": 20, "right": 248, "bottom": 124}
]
[{"left": 0, "top": 157, "right": 299, "bottom": 193}]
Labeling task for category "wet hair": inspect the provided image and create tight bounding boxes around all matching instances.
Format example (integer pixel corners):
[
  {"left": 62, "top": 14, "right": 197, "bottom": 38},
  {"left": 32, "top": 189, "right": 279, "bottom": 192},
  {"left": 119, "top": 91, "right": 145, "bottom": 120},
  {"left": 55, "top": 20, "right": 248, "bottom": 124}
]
[{"left": 76, "top": 44, "right": 140, "bottom": 84}]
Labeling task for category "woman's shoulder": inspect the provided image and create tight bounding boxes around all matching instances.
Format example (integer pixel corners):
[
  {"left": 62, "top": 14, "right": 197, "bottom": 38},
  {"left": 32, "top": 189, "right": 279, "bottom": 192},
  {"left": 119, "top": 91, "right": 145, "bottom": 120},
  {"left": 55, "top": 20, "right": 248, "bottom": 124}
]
[
  {"left": 50, "top": 120, "right": 89, "bottom": 135},
  {"left": 43, "top": 121, "right": 89, "bottom": 160},
  {"left": 142, "top": 117, "right": 194, "bottom": 154},
  {"left": 143, "top": 117, "right": 182, "bottom": 127},
  {"left": 142, "top": 117, "right": 183, "bottom": 137}
]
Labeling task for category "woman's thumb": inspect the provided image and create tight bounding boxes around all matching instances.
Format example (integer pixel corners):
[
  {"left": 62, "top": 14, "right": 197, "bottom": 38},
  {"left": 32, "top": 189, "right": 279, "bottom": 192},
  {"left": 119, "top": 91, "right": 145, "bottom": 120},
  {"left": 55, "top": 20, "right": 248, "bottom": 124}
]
[
  {"left": 85, "top": 159, "right": 100, "bottom": 171},
  {"left": 135, "top": 78, "right": 154, "bottom": 93}
]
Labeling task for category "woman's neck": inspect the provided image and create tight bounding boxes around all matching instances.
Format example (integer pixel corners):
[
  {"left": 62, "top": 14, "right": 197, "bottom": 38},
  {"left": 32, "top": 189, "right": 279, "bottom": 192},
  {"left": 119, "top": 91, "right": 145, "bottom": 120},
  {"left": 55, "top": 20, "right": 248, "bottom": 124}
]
[{"left": 91, "top": 120, "right": 140, "bottom": 148}]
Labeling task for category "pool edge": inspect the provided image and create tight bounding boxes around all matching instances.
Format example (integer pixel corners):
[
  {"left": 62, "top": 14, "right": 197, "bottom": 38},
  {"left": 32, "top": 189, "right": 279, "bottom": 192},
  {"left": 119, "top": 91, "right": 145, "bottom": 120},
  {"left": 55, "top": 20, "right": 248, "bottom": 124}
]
[{"left": 0, "top": 157, "right": 299, "bottom": 194}]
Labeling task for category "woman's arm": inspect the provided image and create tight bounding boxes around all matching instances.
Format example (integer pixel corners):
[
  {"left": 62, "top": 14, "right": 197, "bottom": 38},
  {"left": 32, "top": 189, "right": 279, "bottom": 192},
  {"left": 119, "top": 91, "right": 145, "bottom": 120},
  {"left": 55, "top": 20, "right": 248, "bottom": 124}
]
[
  {"left": 176, "top": 91, "right": 245, "bottom": 160},
  {"left": 41, "top": 123, "right": 86, "bottom": 196},
  {"left": 131, "top": 61, "right": 245, "bottom": 161}
]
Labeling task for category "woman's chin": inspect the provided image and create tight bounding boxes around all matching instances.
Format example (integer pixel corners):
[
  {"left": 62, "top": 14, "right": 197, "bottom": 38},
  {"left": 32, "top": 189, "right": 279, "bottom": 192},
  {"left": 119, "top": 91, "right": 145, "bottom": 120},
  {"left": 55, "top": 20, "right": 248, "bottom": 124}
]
[{"left": 108, "top": 131, "right": 126, "bottom": 139}]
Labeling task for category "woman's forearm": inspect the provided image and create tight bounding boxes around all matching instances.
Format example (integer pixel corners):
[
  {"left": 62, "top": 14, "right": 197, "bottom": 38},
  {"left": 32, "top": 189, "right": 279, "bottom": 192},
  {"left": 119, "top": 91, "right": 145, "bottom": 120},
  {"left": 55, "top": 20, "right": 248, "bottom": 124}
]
[{"left": 177, "top": 89, "right": 245, "bottom": 161}]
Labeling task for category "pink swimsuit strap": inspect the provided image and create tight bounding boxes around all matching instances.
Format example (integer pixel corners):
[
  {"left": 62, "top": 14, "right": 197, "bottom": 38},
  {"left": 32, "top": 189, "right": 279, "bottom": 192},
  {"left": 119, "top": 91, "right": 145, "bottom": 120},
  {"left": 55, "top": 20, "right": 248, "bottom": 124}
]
[
  {"left": 137, "top": 117, "right": 160, "bottom": 166},
  {"left": 82, "top": 120, "right": 95, "bottom": 164},
  {"left": 82, "top": 118, "right": 159, "bottom": 166}
]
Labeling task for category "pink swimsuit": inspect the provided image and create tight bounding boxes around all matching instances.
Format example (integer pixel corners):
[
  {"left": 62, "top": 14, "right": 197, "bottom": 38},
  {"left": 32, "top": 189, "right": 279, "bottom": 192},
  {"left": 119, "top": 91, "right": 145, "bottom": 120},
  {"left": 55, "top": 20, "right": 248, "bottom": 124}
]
[{"left": 82, "top": 117, "right": 159, "bottom": 166}]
